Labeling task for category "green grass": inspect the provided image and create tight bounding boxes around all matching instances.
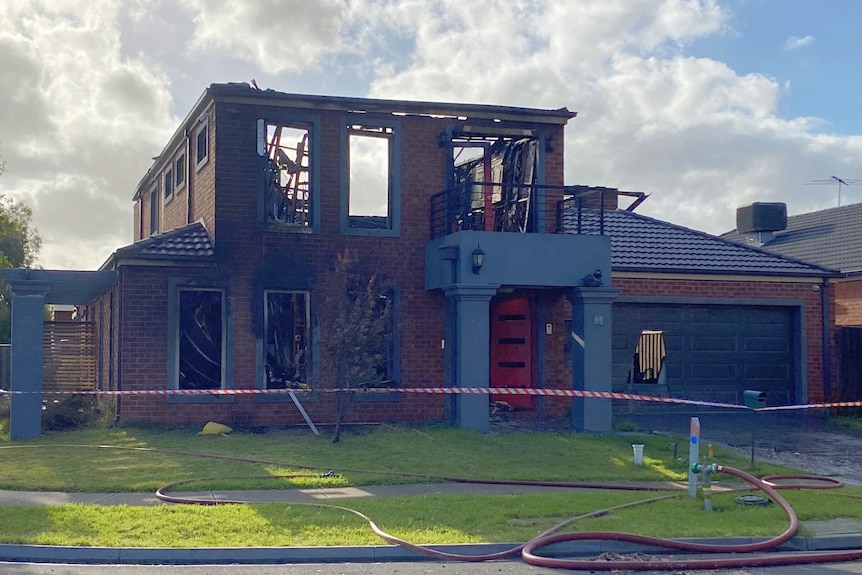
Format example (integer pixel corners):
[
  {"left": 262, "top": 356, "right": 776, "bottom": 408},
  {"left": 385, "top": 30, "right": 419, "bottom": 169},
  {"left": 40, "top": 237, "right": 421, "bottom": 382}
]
[
  {"left": 1, "top": 489, "right": 860, "bottom": 548},
  {"left": 0, "top": 425, "right": 797, "bottom": 492},
  {"left": 833, "top": 414, "right": 862, "bottom": 431},
  {"left": 0, "top": 424, "right": 859, "bottom": 548}
]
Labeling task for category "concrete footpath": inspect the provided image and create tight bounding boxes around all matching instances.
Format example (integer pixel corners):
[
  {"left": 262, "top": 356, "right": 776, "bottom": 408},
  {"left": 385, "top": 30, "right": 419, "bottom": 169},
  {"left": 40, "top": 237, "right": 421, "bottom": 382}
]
[{"left": 2, "top": 481, "right": 862, "bottom": 565}]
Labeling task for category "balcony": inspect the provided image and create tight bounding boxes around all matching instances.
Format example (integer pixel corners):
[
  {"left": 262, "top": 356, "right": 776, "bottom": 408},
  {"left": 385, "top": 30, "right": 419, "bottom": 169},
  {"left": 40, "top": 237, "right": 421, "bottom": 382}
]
[
  {"left": 429, "top": 183, "right": 617, "bottom": 239},
  {"left": 425, "top": 184, "right": 618, "bottom": 291}
]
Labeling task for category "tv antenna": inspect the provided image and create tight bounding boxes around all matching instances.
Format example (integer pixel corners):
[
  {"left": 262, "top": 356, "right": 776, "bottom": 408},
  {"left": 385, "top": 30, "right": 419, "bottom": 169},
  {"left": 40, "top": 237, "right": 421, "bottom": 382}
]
[{"left": 805, "top": 176, "right": 862, "bottom": 207}]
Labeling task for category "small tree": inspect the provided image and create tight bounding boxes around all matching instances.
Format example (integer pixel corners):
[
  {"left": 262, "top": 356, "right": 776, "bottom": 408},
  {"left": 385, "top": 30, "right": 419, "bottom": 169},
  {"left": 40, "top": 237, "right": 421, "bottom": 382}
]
[
  {"left": 0, "top": 193, "right": 42, "bottom": 342},
  {"left": 327, "top": 250, "right": 392, "bottom": 443}
]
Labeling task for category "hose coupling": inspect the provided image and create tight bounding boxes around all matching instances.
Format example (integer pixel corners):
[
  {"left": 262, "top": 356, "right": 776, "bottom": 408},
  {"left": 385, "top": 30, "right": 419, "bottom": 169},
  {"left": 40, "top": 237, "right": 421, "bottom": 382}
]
[{"left": 691, "top": 463, "right": 722, "bottom": 474}]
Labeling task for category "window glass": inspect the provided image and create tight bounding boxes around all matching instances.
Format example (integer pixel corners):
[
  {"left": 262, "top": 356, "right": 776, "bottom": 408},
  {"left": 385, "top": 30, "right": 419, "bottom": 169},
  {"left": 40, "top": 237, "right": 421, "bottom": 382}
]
[
  {"left": 195, "top": 122, "right": 208, "bottom": 169},
  {"left": 149, "top": 188, "right": 158, "bottom": 235},
  {"left": 163, "top": 168, "right": 173, "bottom": 201},
  {"left": 175, "top": 153, "right": 186, "bottom": 189},
  {"left": 178, "top": 289, "right": 223, "bottom": 390}
]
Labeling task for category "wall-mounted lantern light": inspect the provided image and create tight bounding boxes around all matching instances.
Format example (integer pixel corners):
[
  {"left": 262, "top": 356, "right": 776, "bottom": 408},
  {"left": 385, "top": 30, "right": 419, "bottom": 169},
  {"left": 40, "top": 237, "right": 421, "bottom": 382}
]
[{"left": 471, "top": 244, "right": 485, "bottom": 274}]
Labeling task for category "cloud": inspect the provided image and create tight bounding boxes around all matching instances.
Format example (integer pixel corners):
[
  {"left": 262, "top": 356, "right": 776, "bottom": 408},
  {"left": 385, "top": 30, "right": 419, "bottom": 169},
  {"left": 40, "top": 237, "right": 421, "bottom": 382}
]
[
  {"left": 784, "top": 35, "right": 814, "bottom": 51},
  {"left": 366, "top": 0, "right": 859, "bottom": 234},
  {"left": 0, "top": 0, "right": 177, "bottom": 269},
  {"left": 180, "top": 0, "right": 348, "bottom": 74},
  {"left": 0, "top": 0, "right": 858, "bottom": 270}
]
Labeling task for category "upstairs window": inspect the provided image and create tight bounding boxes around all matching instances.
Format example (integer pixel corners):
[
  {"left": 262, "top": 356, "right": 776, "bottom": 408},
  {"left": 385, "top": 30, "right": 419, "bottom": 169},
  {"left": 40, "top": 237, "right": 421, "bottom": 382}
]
[
  {"left": 163, "top": 168, "right": 173, "bottom": 203},
  {"left": 263, "top": 122, "right": 311, "bottom": 227},
  {"left": 175, "top": 152, "right": 186, "bottom": 191},
  {"left": 195, "top": 120, "right": 209, "bottom": 171},
  {"left": 446, "top": 133, "right": 541, "bottom": 234},
  {"left": 149, "top": 186, "right": 159, "bottom": 236},
  {"left": 341, "top": 120, "right": 401, "bottom": 236}
]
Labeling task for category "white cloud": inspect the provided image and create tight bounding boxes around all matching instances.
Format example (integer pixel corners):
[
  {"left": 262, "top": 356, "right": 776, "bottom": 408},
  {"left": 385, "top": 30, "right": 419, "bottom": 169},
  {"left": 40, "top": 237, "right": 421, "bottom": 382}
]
[
  {"left": 180, "top": 0, "right": 347, "bottom": 74},
  {"left": 0, "top": 0, "right": 177, "bottom": 269},
  {"left": 784, "top": 35, "right": 814, "bottom": 52}
]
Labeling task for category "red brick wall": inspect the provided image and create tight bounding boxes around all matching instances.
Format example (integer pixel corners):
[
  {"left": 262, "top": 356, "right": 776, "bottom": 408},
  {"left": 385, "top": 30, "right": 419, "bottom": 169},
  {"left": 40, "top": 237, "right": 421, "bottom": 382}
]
[{"left": 613, "top": 275, "right": 836, "bottom": 403}]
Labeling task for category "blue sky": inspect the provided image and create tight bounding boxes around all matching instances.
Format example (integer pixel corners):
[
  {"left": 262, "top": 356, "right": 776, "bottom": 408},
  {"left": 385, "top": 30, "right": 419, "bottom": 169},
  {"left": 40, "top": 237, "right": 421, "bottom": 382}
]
[
  {"left": 1, "top": 0, "right": 861, "bottom": 270},
  {"left": 690, "top": 0, "right": 862, "bottom": 135}
]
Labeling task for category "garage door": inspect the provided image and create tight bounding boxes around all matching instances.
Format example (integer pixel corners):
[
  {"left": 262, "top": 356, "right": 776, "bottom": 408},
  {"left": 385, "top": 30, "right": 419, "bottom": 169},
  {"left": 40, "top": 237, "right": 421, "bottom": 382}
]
[{"left": 612, "top": 303, "right": 796, "bottom": 407}]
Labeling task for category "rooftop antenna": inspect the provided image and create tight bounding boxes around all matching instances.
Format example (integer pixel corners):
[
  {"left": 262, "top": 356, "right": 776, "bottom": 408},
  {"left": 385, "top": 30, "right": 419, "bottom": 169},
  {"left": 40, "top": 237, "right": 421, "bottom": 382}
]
[{"left": 805, "top": 176, "right": 862, "bottom": 207}]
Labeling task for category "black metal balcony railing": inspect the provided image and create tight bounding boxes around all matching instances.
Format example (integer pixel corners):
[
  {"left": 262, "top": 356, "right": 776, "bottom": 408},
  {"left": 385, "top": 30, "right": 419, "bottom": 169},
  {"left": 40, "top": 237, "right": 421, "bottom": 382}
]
[{"left": 429, "top": 182, "right": 610, "bottom": 238}]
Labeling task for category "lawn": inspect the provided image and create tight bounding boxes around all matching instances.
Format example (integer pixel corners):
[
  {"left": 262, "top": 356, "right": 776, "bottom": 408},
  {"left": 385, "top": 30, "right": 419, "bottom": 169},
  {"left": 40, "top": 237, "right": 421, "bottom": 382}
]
[{"left": 0, "top": 423, "right": 859, "bottom": 548}]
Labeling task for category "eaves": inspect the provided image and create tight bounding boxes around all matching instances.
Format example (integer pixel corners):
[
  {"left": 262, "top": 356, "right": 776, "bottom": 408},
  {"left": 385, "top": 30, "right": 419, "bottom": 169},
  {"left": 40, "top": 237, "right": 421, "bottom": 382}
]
[{"left": 612, "top": 270, "right": 839, "bottom": 282}]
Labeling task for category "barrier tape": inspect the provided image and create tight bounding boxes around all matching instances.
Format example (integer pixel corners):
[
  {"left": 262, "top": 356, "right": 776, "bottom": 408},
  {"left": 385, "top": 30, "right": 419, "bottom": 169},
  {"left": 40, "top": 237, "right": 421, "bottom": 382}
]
[{"left": 1, "top": 385, "right": 859, "bottom": 411}]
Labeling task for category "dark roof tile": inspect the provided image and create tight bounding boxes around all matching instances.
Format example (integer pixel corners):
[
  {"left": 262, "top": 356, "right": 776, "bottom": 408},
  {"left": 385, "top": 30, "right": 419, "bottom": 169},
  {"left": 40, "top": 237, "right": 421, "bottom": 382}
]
[
  {"left": 564, "top": 209, "right": 836, "bottom": 277},
  {"left": 114, "top": 221, "right": 214, "bottom": 261}
]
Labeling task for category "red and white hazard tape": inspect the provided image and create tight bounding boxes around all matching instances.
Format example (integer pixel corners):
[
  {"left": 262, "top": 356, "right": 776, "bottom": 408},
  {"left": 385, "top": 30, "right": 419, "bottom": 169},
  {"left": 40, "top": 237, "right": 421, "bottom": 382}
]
[{"left": 2, "top": 385, "right": 859, "bottom": 411}]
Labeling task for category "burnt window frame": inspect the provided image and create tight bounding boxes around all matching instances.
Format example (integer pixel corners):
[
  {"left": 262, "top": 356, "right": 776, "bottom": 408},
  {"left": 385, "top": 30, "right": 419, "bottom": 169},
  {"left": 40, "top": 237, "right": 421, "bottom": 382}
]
[
  {"left": 352, "top": 284, "right": 402, "bottom": 403},
  {"left": 257, "top": 116, "right": 321, "bottom": 233},
  {"left": 166, "top": 281, "right": 234, "bottom": 404},
  {"left": 339, "top": 118, "right": 402, "bottom": 237},
  {"left": 262, "top": 290, "right": 311, "bottom": 390},
  {"left": 443, "top": 127, "right": 548, "bottom": 234}
]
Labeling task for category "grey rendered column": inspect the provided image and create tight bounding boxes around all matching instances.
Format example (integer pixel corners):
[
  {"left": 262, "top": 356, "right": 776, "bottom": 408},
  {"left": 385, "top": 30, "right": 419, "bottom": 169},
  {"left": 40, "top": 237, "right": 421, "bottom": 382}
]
[
  {"left": 567, "top": 286, "right": 620, "bottom": 433},
  {"left": 7, "top": 280, "right": 50, "bottom": 440},
  {"left": 443, "top": 284, "right": 498, "bottom": 433}
]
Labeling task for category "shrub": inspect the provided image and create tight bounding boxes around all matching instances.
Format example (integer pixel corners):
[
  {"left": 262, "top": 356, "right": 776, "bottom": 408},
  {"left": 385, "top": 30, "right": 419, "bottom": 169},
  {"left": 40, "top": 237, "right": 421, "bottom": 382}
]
[{"left": 42, "top": 394, "right": 114, "bottom": 431}]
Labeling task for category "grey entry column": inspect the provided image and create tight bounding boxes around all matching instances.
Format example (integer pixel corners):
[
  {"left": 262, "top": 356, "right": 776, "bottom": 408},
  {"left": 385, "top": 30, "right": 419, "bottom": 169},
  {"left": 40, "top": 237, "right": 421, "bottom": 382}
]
[
  {"left": 443, "top": 284, "right": 498, "bottom": 433},
  {"left": 567, "top": 286, "right": 620, "bottom": 433},
  {"left": 7, "top": 280, "right": 51, "bottom": 440}
]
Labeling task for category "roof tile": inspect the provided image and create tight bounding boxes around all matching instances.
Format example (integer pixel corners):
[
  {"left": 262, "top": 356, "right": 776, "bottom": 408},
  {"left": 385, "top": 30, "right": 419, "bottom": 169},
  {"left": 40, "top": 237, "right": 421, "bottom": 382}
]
[{"left": 564, "top": 209, "right": 836, "bottom": 277}]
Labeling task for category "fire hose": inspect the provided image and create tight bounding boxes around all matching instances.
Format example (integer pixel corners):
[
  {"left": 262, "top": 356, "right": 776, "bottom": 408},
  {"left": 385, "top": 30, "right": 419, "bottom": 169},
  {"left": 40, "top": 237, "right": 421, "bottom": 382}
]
[{"left": 4, "top": 443, "right": 862, "bottom": 570}]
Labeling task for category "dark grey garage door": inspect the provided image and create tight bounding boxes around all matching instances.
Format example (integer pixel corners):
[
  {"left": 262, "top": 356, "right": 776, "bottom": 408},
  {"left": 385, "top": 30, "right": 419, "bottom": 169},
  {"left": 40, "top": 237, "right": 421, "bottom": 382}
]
[{"left": 612, "top": 303, "right": 796, "bottom": 408}]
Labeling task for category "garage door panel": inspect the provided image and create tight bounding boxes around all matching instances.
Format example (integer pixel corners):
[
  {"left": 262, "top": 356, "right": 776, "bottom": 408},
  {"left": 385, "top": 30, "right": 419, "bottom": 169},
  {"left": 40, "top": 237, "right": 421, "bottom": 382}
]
[
  {"left": 744, "top": 363, "right": 790, "bottom": 380},
  {"left": 612, "top": 334, "right": 630, "bottom": 351},
  {"left": 635, "top": 307, "right": 685, "bottom": 324},
  {"left": 688, "top": 307, "right": 741, "bottom": 325},
  {"left": 689, "top": 364, "right": 737, "bottom": 379},
  {"left": 690, "top": 336, "right": 737, "bottom": 352},
  {"left": 744, "top": 336, "right": 788, "bottom": 352}
]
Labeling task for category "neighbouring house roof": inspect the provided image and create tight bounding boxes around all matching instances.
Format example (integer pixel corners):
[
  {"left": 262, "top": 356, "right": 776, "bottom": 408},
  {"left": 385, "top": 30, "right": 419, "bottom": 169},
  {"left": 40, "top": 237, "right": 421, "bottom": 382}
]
[
  {"left": 722, "top": 202, "right": 862, "bottom": 274},
  {"left": 100, "top": 221, "right": 215, "bottom": 270},
  {"left": 564, "top": 209, "right": 838, "bottom": 278}
]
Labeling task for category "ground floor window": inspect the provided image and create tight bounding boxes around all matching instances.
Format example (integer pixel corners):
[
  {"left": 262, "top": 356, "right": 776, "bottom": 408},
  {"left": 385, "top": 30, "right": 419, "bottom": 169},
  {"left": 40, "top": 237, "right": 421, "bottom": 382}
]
[
  {"left": 264, "top": 290, "right": 309, "bottom": 388},
  {"left": 178, "top": 289, "right": 224, "bottom": 390}
]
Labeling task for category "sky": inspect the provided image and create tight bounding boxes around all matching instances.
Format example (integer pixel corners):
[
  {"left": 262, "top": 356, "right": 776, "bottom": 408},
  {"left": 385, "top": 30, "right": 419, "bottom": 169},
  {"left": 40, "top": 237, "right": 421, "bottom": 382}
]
[{"left": 1, "top": 0, "right": 862, "bottom": 271}]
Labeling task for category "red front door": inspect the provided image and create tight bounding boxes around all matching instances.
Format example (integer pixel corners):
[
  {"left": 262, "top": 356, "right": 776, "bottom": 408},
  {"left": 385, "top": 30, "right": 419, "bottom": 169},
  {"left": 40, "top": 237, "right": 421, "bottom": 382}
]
[{"left": 490, "top": 297, "right": 534, "bottom": 408}]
